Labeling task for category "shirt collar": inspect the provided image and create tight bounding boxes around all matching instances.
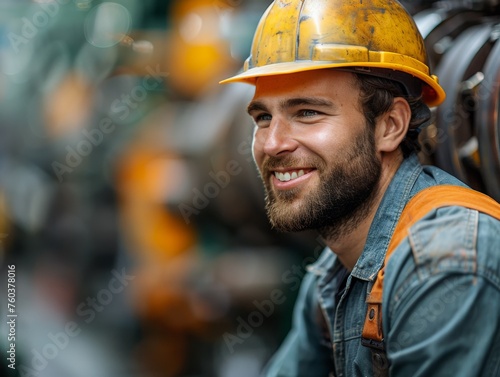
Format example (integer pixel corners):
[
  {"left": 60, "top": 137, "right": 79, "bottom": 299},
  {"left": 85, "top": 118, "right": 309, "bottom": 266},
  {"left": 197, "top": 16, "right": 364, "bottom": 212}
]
[{"left": 351, "top": 154, "right": 423, "bottom": 280}]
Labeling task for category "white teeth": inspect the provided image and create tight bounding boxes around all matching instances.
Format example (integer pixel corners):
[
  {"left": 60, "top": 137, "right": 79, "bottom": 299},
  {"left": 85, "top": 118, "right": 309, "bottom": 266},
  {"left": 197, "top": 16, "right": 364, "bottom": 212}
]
[{"left": 274, "top": 169, "right": 306, "bottom": 182}]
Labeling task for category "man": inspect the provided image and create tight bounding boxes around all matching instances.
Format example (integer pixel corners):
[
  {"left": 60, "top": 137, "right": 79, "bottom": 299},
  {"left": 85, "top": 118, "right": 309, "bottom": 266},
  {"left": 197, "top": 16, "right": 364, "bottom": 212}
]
[{"left": 220, "top": 0, "right": 500, "bottom": 376}]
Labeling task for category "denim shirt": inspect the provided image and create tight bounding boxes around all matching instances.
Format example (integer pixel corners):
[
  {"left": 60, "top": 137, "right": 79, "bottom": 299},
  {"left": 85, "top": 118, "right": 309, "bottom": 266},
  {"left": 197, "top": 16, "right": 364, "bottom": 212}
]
[{"left": 262, "top": 154, "right": 500, "bottom": 377}]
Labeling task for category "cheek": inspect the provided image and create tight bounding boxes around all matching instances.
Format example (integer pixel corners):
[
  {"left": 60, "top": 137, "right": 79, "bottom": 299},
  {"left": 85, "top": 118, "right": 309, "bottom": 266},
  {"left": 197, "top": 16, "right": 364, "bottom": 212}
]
[
  {"left": 301, "top": 127, "right": 348, "bottom": 157},
  {"left": 310, "top": 128, "right": 338, "bottom": 146},
  {"left": 308, "top": 115, "right": 366, "bottom": 153}
]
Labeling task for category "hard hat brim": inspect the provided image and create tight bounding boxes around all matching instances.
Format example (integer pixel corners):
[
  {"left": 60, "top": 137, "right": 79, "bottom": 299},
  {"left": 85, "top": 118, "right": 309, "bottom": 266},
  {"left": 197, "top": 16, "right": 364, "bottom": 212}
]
[{"left": 220, "top": 61, "right": 445, "bottom": 108}]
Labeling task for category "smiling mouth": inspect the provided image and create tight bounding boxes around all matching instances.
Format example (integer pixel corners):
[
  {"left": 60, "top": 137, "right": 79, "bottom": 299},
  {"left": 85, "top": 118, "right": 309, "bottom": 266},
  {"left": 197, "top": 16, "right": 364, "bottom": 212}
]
[{"left": 273, "top": 169, "right": 314, "bottom": 182}]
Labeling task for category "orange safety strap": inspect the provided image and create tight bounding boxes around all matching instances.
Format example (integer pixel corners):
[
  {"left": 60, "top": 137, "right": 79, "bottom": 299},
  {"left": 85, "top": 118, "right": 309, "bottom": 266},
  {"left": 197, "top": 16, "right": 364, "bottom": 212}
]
[{"left": 361, "top": 185, "right": 500, "bottom": 350}]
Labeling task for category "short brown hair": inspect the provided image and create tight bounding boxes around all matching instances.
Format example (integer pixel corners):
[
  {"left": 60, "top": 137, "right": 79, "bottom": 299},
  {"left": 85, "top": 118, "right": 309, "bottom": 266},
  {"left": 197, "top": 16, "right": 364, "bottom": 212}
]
[{"left": 354, "top": 73, "right": 431, "bottom": 158}]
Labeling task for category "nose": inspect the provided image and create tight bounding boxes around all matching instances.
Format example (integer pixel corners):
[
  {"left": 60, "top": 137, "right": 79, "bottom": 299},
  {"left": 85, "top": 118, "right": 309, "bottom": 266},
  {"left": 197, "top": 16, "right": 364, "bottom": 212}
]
[{"left": 257, "top": 118, "right": 298, "bottom": 157}]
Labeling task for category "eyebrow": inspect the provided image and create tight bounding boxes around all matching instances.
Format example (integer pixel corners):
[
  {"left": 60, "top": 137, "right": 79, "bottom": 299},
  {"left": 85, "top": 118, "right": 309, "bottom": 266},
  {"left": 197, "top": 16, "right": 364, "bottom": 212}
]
[
  {"left": 246, "top": 100, "right": 268, "bottom": 115},
  {"left": 247, "top": 97, "right": 335, "bottom": 115}
]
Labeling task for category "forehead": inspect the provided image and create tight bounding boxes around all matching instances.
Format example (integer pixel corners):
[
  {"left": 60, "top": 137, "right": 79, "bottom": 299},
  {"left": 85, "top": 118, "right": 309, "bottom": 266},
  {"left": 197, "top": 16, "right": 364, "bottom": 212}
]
[{"left": 252, "top": 69, "right": 358, "bottom": 101}]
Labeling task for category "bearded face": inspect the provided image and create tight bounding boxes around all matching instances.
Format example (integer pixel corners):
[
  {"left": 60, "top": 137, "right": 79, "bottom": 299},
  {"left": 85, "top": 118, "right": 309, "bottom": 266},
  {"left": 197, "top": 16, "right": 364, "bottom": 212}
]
[
  {"left": 249, "top": 70, "right": 384, "bottom": 241},
  {"left": 261, "top": 125, "right": 381, "bottom": 239}
]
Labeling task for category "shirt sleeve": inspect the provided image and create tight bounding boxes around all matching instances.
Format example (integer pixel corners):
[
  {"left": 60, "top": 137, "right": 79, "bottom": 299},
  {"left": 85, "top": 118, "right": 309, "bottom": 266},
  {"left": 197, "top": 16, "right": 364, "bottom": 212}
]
[
  {"left": 261, "top": 271, "right": 334, "bottom": 377},
  {"left": 383, "top": 208, "right": 500, "bottom": 377}
]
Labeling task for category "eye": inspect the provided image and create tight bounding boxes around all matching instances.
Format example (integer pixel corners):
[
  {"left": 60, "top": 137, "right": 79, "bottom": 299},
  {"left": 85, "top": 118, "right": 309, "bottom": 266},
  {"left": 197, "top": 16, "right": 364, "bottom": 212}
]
[
  {"left": 253, "top": 113, "right": 272, "bottom": 127},
  {"left": 299, "top": 109, "right": 319, "bottom": 117}
]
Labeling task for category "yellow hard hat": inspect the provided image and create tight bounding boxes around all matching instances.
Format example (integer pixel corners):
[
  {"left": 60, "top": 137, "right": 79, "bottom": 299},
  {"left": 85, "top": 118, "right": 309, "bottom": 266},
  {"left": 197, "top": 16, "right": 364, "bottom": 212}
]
[{"left": 220, "top": 0, "right": 445, "bottom": 107}]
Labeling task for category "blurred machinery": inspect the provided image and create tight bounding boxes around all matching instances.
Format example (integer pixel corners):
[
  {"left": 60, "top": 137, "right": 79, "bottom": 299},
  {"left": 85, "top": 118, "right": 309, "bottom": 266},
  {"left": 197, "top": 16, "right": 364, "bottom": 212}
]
[
  {"left": 404, "top": 0, "right": 500, "bottom": 201},
  {"left": 114, "top": 0, "right": 317, "bottom": 376}
]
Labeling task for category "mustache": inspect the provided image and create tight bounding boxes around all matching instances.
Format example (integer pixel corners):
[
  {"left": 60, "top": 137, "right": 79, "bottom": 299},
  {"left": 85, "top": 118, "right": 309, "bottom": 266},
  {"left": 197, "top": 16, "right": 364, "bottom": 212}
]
[{"left": 261, "top": 155, "right": 324, "bottom": 172}]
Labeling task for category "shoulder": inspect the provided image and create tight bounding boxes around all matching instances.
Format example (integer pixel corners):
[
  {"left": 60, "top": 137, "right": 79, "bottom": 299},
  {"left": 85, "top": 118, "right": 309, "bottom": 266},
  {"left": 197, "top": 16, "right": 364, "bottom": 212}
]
[
  {"left": 408, "top": 206, "right": 489, "bottom": 269},
  {"left": 382, "top": 205, "right": 500, "bottom": 376},
  {"left": 388, "top": 179, "right": 500, "bottom": 279},
  {"left": 384, "top": 204, "right": 500, "bottom": 309},
  {"left": 408, "top": 205, "right": 500, "bottom": 280}
]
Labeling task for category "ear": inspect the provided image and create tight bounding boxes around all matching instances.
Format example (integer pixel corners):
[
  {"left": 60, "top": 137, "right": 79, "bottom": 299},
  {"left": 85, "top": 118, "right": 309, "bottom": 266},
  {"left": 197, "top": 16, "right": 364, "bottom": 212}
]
[{"left": 375, "top": 97, "right": 411, "bottom": 153}]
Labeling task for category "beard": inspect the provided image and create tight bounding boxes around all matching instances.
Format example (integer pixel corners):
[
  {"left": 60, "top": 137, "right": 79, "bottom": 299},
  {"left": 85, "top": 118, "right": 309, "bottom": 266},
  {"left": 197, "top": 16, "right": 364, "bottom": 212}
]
[{"left": 261, "top": 127, "right": 381, "bottom": 242}]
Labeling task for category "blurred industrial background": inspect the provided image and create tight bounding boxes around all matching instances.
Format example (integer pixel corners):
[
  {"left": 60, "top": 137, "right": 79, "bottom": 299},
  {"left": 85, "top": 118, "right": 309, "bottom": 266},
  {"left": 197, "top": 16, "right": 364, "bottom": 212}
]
[{"left": 0, "top": 0, "right": 499, "bottom": 376}]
